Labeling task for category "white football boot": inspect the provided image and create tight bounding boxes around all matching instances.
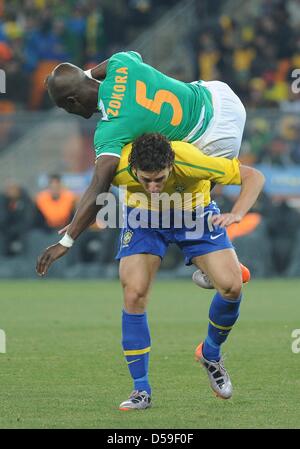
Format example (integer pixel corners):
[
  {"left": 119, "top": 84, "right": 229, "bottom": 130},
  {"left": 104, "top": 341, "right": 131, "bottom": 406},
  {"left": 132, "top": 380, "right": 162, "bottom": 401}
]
[
  {"left": 119, "top": 390, "right": 151, "bottom": 410},
  {"left": 195, "top": 342, "right": 233, "bottom": 399},
  {"left": 192, "top": 269, "right": 214, "bottom": 289}
]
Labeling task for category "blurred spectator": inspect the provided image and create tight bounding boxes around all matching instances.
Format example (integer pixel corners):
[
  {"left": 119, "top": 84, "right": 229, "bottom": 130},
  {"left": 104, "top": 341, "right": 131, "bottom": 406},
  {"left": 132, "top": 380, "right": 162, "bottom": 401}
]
[
  {"left": 35, "top": 174, "right": 77, "bottom": 229},
  {"left": 289, "top": 123, "right": 300, "bottom": 164},
  {"left": 85, "top": 2, "right": 106, "bottom": 62},
  {"left": 287, "top": 0, "right": 300, "bottom": 29},
  {"left": 197, "top": 32, "right": 221, "bottom": 81},
  {"left": 193, "top": 1, "right": 300, "bottom": 109},
  {"left": 0, "top": 0, "right": 180, "bottom": 110},
  {"left": 0, "top": 181, "right": 35, "bottom": 256},
  {"left": 227, "top": 212, "right": 262, "bottom": 241},
  {"left": 0, "top": 0, "right": 298, "bottom": 112},
  {"left": 264, "top": 137, "right": 291, "bottom": 166},
  {"left": 266, "top": 199, "right": 300, "bottom": 274}
]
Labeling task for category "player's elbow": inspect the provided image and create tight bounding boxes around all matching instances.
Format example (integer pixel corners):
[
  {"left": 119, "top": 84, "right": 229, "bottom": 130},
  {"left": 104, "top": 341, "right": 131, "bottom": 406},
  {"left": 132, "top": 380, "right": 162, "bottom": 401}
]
[
  {"left": 240, "top": 165, "right": 265, "bottom": 192},
  {"left": 253, "top": 168, "right": 265, "bottom": 192},
  {"left": 94, "top": 155, "right": 120, "bottom": 184}
]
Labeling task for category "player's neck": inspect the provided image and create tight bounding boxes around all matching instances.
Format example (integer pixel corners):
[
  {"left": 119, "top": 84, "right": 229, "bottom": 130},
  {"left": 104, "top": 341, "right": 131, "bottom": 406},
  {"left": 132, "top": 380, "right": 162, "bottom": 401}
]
[{"left": 87, "top": 79, "right": 100, "bottom": 113}]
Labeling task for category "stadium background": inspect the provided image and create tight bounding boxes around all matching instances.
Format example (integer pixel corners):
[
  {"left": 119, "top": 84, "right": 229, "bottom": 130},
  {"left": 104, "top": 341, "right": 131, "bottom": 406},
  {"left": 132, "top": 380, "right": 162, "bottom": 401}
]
[
  {"left": 0, "top": 0, "right": 300, "bottom": 280},
  {"left": 0, "top": 0, "right": 300, "bottom": 431}
]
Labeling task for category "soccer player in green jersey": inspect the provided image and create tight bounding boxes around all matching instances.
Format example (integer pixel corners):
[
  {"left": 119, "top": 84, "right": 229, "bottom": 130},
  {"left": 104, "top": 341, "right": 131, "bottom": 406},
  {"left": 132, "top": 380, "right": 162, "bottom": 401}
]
[
  {"left": 41, "top": 51, "right": 246, "bottom": 275},
  {"left": 47, "top": 50, "right": 245, "bottom": 160}
]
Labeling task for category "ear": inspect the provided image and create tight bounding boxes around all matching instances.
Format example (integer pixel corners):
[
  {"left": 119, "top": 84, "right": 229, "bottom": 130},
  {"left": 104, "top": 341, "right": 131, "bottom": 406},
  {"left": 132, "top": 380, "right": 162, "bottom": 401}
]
[
  {"left": 131, "top": 166, "right": 138, "bottom": 178},
  {"left": 66, "top": 96, "right": 77, "bottom": 105},
  {"left": 44, "top": 75, "right": 50, "bottom": 88}
]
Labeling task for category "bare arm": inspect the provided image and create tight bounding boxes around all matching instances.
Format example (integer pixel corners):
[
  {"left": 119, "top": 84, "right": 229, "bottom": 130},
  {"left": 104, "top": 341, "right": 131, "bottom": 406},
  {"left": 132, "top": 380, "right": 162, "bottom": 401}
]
[
  {"left": 67, "top": 155, "right": 119, "bottom": 239},
  {"left": 36, "top": 155, "right": 120, "bottom": 275},
  {"left": 212, "top": 165, "right": 265, "bottom": 227}
]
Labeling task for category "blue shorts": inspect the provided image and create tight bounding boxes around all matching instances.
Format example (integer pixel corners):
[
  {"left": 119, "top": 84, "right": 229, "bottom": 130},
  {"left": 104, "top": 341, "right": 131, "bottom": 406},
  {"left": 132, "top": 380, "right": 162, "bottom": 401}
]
[{"left": 116, "top": 202, "right": 233, "bottom": 265}]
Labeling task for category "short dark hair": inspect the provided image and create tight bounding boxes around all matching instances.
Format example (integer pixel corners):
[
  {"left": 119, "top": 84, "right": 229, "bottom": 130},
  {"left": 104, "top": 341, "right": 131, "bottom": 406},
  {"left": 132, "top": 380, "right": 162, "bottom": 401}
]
[
  {"left": 129, "top": 133, "right": 175, "bottom": 172},
  {"left": 49, "top": 174, "right": 61, "bottom": 183}
]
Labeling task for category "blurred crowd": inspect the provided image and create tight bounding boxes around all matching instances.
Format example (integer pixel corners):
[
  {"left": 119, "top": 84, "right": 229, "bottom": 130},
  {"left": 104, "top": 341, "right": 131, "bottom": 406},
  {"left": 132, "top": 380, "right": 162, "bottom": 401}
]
[
  {"left": 0, "top": 0, "right": 178, "bottom": 110},
  {"left": 194, "top": 0, "right": 300, "bottom": 110},
  {"left": 1, "top": 0, "right": 299, "bottom": 112},
  {"left": 0, "top": 174, "right": 120, "bottom": 278},
  {"left": 239, "top": 112, "right": 300, "bottom": 166},
  {"left": 0, "top": 0, "right": 299, "bottom": 110},
  {"left": 0, "top": 175, "right": 77, "bottom": 254},
  {"left": 1, "top": 0, "right": 300, "bottom": 278},
  {"left": 1, "top": 174, "right": 300, "bottom": 278},
  {"left": 190, "top": 0, "right": 300, "bottom": 166}
]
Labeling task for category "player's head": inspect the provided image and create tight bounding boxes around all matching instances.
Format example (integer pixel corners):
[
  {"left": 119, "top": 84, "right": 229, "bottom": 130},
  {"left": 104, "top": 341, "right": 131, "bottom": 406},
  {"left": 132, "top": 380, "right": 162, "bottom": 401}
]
[
  {"left": 129, "top": 133, "right": 175, "bottom": 193},
  {"left": 48, "top": 174, "right": 63, "bottom": 198},
  {"left": 46, "top": 63, "right": 98, "bottom": 118}
]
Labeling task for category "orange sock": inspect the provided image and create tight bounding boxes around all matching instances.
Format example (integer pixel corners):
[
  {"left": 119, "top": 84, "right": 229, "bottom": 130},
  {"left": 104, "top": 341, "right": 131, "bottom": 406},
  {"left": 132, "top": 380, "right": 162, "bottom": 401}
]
[{"left": 240, "top": 263, "right": 251, "bottom": 284}]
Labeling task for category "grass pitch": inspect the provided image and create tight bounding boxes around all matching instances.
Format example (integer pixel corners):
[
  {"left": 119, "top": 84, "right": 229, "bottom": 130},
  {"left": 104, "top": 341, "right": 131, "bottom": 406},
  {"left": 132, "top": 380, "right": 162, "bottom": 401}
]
[{"left": 0, "top": 278, "right": 299, "bottom": 429}]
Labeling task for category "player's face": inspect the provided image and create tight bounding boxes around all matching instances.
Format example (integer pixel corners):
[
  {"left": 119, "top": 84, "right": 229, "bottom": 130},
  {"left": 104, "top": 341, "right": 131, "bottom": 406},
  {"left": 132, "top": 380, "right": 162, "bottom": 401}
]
[
  {"left": 58, "top": 97, "right": 93, "bottom": 119},
  {"left": 136, "top": 168, "right": 172, "bottom": 193}
]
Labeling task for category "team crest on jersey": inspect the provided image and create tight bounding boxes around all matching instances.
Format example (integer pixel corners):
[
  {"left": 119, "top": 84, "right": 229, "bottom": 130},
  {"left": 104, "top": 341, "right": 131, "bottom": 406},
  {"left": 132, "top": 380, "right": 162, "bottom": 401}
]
[
  {"left": 175, "top": 184, "right": 185, "bottom": 193},
  {"left": 122, "top": 230, "right": 134, "bottom": 247}
]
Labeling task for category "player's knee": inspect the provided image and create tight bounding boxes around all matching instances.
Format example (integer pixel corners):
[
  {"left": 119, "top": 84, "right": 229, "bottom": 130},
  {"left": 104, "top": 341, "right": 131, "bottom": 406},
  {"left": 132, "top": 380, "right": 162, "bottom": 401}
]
[
  {"left": 123, "top": 284, "right": 148, "bottom": 312},
  {"left": 218, "top": 279, "right": 242, "bottom": 300}
]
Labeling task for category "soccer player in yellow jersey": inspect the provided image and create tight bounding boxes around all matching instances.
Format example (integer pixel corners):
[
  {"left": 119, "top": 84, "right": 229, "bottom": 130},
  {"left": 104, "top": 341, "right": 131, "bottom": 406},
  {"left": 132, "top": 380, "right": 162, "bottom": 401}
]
[
  {"left": 36, "top": 133, "right": 264, "bottom": 409},
  {"left": 112, "top": 133, "right": 264, "bottom": 410}
]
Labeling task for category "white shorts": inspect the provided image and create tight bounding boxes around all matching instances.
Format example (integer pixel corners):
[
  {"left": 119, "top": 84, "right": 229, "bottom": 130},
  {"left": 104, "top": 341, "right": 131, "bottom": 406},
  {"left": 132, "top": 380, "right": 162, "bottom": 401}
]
[{"left": 188, "top": 80, "right": 246, "bottom": 159}]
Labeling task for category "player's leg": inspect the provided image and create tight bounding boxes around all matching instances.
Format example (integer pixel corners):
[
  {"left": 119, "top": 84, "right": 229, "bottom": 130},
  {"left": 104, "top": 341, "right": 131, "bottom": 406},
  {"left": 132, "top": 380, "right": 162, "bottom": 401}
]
[
  {"left": 120, "top": 253, "right": 161, "bottom": 313},
  {"left": 119, "top": 253, "right": 161, "bottom": 410},
  {"left": 188, "top": 80, "right": 249, "bottom": 286},
  {"left": 192, "top": 248, "right": 242, "bottom": 399},
  {"left": 193, "top": 261, "right": 250, "bottom": 289},
  {"left": 191, "top": 201, "right": 250, "bottom": 290},
  {"left": 116, "top": 214, "right": 168, "bottom": 410},
  {"left": 189, "top": 82, "right": 248, "bottom": 289}
]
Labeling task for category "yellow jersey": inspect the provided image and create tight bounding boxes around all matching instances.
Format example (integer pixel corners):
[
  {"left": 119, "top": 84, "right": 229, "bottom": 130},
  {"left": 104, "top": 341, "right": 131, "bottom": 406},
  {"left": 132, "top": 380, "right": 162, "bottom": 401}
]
[{"left": 112, "top": 141, "right": 241, "bottom": 210}]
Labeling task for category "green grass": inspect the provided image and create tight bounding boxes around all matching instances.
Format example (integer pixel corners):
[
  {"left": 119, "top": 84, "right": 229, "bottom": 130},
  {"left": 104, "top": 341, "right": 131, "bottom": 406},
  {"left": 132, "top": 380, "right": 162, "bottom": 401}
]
[{"left": 0, "top": 279, "right": 300, "bottom": 429}]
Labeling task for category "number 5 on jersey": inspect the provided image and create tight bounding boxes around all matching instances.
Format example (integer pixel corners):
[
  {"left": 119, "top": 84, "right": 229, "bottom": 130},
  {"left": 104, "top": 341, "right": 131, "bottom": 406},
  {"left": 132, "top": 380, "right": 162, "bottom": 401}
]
[{"left": 136, "top": 80, "right": 183, "bottom": 126}]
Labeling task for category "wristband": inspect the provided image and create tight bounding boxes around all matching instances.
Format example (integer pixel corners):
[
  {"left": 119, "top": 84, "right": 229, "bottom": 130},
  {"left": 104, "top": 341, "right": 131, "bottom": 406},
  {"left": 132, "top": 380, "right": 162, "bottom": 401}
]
[{"left": 59, "top": 233, "right": 74, "bottom": 248}]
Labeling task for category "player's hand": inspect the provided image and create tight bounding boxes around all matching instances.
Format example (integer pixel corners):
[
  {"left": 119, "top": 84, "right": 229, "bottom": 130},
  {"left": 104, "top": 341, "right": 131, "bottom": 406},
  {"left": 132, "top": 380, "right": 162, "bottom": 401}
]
[
  {"left": 36, "top": 243, "right": 69, "bottom": 276},
  {"left": 212, "top": 213, "right": 242, "bottom": 228}
]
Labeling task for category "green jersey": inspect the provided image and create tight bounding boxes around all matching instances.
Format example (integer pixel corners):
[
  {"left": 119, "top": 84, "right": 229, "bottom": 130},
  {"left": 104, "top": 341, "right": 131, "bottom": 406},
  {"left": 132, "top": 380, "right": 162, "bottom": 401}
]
[{"left": 94, "top": 51, "right": 214, "bottom": 159}]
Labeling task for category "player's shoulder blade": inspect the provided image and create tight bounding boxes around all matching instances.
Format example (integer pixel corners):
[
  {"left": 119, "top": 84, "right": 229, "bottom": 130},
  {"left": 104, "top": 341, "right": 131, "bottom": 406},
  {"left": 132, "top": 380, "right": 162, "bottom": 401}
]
[
  {"left": 171, "top": 141, "right": 200, "bottom": 159},
  {"left": 109, "top": 50, "right": 142, "bottom": 68}
]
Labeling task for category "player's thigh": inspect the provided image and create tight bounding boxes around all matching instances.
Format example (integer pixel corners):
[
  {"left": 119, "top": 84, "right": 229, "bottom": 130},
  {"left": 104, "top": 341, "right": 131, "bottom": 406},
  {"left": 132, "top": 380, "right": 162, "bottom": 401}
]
[
  {"left": 192, "top": 248, "right": 242, "bottom": 298},
  {"left": 119, "top": 253, "right": 161, "bottom": 300}
]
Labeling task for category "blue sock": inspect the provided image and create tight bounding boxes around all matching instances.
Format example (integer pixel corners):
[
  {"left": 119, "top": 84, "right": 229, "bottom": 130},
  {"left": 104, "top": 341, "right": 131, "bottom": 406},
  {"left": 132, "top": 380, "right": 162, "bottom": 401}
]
[
  {"left": 203, "top": 292, "right": 242, "bottom": 362},
  {"left": 122, "top": 310, "right": 151, "bottom": 395}
]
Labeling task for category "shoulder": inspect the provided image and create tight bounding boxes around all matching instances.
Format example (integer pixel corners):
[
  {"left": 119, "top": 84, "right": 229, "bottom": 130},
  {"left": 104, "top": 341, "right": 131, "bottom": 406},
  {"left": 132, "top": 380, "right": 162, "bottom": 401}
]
[
  {"left": 117, "top": 143, "right": 133, "bottom": 168},
  {"left": 112, "top": 143, "right": 134, "bottom": 185},
  {"left": 108, "top": 51, "right": 143, "bottom": 67},
  {"left": 171, "top": 141, "right": 202, "bottom": 161}
]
